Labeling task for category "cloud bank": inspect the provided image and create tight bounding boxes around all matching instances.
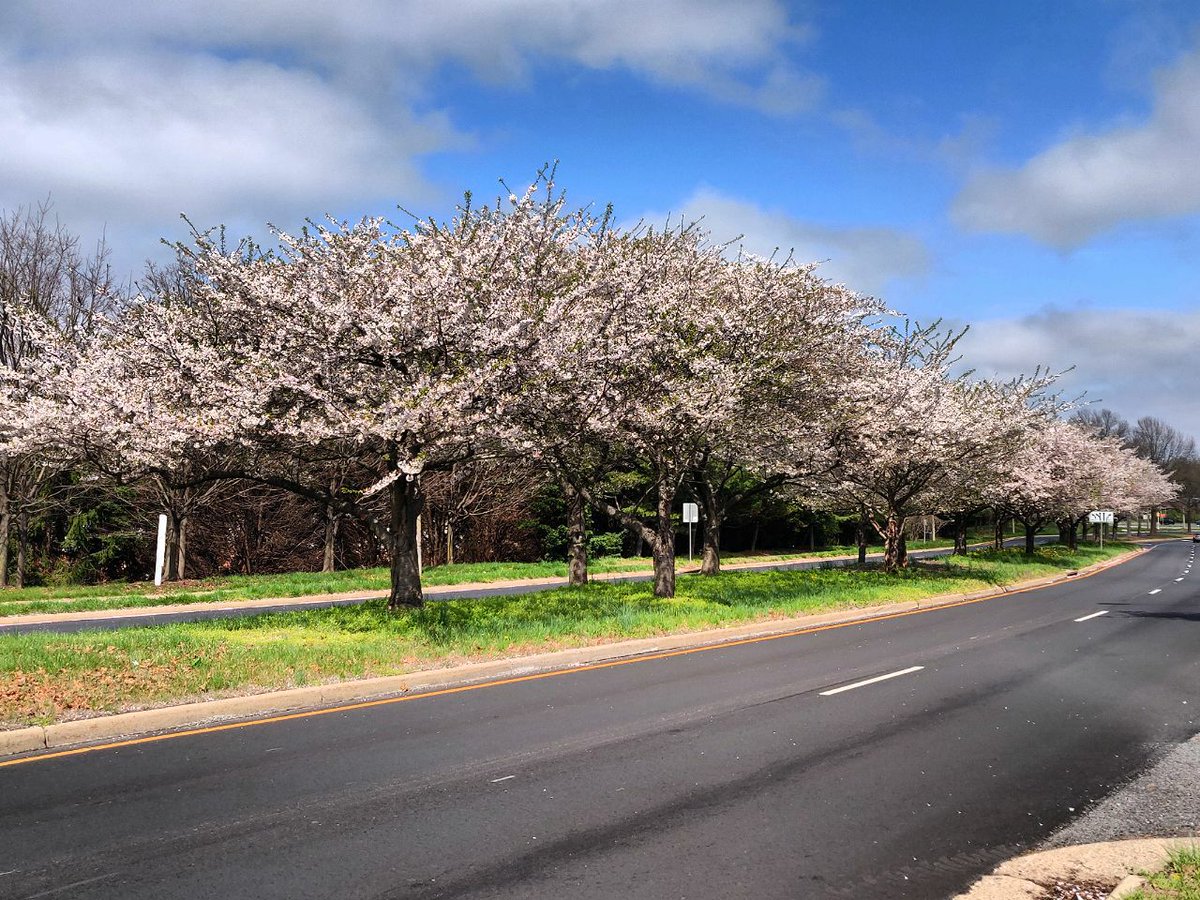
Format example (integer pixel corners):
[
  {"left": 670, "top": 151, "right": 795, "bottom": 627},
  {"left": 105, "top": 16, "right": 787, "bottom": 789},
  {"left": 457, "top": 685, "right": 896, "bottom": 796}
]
[
  {"left": 957, "top": 307, "right": 1200, "bottom": 439},
  {"left": 652, "top": 188, "right": 930, "bottom": 295},
  {"left": 952, "top": 45, "right": 1200, "bottom": 248},
  {"left": 0, "top": 0, "right": 819, "bottom": 273}
]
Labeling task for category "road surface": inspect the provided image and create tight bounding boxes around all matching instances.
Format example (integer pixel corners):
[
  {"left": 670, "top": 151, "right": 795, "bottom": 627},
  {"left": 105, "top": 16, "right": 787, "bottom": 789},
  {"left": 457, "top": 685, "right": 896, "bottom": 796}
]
[{"left": 1, "top": 540, "right": 1196, "bottom": 899}]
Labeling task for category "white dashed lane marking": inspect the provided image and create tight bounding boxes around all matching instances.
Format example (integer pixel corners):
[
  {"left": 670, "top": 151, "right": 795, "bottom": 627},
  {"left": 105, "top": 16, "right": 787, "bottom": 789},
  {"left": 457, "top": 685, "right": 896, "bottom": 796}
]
[
  {"left": 1074, "top": 610, "right": 1109, "bottom": 623},
  {"left": 819, "top": 666, "right": 925, "bottom": 696}
]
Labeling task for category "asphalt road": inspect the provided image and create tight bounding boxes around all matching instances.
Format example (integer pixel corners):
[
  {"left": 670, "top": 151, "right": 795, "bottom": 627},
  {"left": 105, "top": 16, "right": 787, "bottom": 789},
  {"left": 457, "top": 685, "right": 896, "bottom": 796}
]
[
  {"left": 1, "top": 540, "right": 1197, "bottom": 899},
  {"left": 0, "top": 536, "right": 1055, "bottom": 635}
]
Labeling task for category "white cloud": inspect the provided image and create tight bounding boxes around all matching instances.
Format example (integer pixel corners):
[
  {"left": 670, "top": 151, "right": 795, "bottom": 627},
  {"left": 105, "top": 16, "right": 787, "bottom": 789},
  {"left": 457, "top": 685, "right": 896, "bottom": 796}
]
[
  {"left": 952, "top": 46, "right": 1200, "bottom": 248},
  {"left": 0, "top": 50, "right": 455, "bottom": 227},
  {"left": 6, "top": 0, "right": 816, "bottom": 111},
  {"left": 652, "top": 188, "right": 930, "bottom": 295},
  {"left": 956, "top": 308, "right": 1200, "bottom": 439},
  {"left": 0, "top": 1, "right": 818, "bottom": 273}
]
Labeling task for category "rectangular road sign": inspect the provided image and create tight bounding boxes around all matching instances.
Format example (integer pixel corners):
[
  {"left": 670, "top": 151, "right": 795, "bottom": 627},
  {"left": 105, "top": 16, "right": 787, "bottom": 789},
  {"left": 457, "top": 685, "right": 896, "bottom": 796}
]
[
  {"left": 682, "top": 503, "right": 698, "bottom": 523},
  {"left": 1088, "top": 510, "right": 1114, "bottom": 524}
]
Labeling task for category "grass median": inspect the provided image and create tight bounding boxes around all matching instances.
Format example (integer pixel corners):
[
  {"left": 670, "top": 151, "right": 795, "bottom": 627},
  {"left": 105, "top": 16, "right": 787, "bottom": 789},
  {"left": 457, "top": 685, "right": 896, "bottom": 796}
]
[
  {"left": 0, "top": 535, "right": 1005, "bottom": 618},
  {"left": 0, "top": 543, "right": 1131, "bottom": 728}
]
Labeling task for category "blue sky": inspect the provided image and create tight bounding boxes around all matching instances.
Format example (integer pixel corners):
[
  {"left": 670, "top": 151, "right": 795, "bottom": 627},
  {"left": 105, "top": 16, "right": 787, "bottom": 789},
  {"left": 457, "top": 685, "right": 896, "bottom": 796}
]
[{"left": 4, "top": 0, "right": 1200, "bottom": 433}]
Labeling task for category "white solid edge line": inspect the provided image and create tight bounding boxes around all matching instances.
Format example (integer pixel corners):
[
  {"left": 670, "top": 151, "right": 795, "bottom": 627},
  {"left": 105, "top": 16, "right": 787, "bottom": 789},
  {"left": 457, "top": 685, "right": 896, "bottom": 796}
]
[
  {"left": 1149, "top": 589, "right": 1162, "bottom": 594},
  {"left": 1074, "top": 610, "right": 1109, "bottom": 622},
  {"left": 819, "top": 666, "right": 925, "bottom": 697}
]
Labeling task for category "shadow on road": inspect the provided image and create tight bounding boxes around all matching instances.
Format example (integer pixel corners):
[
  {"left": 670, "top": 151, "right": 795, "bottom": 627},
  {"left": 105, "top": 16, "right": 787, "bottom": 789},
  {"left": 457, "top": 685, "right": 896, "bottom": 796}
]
[{"left": 1120, "top": 610, "right": 1200, "bottom": 622}]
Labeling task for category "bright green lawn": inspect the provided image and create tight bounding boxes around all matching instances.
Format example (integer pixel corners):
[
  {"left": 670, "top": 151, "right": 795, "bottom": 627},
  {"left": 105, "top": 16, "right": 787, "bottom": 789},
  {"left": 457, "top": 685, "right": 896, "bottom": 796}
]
[
  {"left": 0, "top": 543, "right": 1130, "bottom": 727},
  {"left": 0, "top": 533, "right": 1008, "bottom": 618}
]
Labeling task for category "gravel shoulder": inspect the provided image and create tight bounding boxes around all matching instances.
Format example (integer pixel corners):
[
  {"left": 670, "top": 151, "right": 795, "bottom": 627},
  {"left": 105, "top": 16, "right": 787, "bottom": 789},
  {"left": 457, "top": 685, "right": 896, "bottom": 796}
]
[
  {"left": 1046, "top": 732, "right": 1200, "bottom": 848},
  {"left": 954, "top": 734, "right": 1200, "bottom": 899}
]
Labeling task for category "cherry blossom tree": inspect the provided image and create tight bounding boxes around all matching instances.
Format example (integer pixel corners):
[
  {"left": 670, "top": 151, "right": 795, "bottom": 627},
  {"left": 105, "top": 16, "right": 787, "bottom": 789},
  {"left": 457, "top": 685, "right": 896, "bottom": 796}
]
[
  {"left": 687, "top": 256, "right": 885, "bottom": 575},
  {"left": 989, "top": 420, "right": 1176, "bottom": 552},
  {"left": 824, "top": 324, "right": 1053, "bottom": 572},
  {"left": 0, "top": 203, "right": 116, "bottom": 586},
  {"left": 1130, "top": 416, "right": 1195, "bottom": 536},
  {"left": 59, "top": 178, "right": 602, "bottom": 607},
  {"left": 522, "top": 223, "right": 800, "bottom": 597}
]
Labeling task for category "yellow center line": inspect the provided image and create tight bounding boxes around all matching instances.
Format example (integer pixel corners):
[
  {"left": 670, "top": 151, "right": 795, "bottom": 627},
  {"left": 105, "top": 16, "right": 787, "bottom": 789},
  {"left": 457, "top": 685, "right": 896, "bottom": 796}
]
[{"left": 0, "top": 552, "right": 1135, "bottom": 769}]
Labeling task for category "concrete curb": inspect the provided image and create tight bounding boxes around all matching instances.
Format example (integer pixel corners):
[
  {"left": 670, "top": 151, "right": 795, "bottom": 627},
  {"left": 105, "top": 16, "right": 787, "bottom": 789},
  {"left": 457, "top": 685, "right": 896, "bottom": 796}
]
[
  {"left": 0, "top": 545, "right": 1146, "bottom": 760},
  {"left": 952, "top": 837, "right": 1194, "bottom": 899}
]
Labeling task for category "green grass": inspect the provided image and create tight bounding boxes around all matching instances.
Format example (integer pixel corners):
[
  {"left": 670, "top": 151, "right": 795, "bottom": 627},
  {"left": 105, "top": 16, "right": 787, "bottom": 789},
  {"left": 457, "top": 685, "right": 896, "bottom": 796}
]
[
  {"left": 0, "top": 531, "right": 1005, "bottom": 618},
  {"left": 1125, "top": 846, "right": 1200, "bottom": 899},
  {"left": 0, "top": 543, "right": 1131, "bottom": 728}
]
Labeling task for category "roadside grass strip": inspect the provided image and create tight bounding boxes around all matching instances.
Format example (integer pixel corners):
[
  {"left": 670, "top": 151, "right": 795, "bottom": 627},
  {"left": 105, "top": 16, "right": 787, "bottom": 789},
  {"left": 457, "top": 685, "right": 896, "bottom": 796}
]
[
  {"left": 0, "top": 535, "right": 1001, "bottom": 618},
  {"left": 0, "top": 544, "right": 1131, "bottom": 728},
  {"left": 1124, "top": 845, "right": 1200, "bottom": 900}
]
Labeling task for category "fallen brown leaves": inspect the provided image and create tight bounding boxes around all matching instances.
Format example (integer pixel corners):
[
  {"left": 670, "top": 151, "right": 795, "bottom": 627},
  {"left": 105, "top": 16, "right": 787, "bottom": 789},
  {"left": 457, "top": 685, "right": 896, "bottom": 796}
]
[{"left": 1, "top": 644, "right": 194, "bottom": 723}]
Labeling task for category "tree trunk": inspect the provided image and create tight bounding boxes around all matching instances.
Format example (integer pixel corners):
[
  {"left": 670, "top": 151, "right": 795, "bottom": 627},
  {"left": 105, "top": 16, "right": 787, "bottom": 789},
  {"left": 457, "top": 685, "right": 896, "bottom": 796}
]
[
  {"left": 750, "top": 521, "right": 760, "bottom": 554},
  {"left": 994, "top": 517, "right": 1005, "bottom": 550},
  {"left": 1149, "top": 506, "right": 1159, "bottom": 536},
  {"left": 1024, "top": 523, "right": 1037, "bottom": 555},
  {"left": 857, "top": 506, "right": 868, "bottom": 565},
  {"left": 163, "top": 512, "right": 181, "bottom": 581},
  {"left": 0, "top": 499, "right": 9, "bottom": 589},
  {"left": 240, "top": 507, "right": 256, "bottom": 575},
  {"left": 565, "top": 481, "right": 588, "bottom": 586},
  {"left": 700, "top": 512, "right": 723, "bottom": 575},
  {"left": 446, "top": 519, "right": 455, "bottom": 567},
  {"left": 881, "top": 514, "right": 905, "bottom": 573},
  {"left": 651, "top": 481, "right": 676, "bottom": 598},
  {"left": 698, "top": 484, "right": 722, "bottom": 576},
  {"left": 176, "top": 516, "right": 187, "bottom": 580},
  {"left": 387, "top": 475, "right": 424, "bottom": 609},
  {"left": 322, "top": 506, "right": 339, "bottom": 573},
  {"left": 953, "top": 518, "right": 968, "bottom": 555},
  {"left": 15, "top": 510, "right": 28, "bottom": 588}
]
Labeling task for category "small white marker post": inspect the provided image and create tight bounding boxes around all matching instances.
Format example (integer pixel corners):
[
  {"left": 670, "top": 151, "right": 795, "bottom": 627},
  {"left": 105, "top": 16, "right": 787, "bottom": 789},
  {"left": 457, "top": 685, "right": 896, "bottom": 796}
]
[
  {"left": 682, "top": 503, "right": 699, "bottom": 562},
  {"left": 416, "top": 514, "right": 423, "bottom": 575},
  {"left": 153, "top": 513, "right": 168, "bottom": 586}
]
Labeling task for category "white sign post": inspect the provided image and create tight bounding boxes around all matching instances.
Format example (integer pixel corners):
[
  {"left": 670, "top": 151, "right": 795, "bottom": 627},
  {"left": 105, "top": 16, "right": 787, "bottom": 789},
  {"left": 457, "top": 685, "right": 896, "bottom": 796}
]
[
  {"left": 153, "top": 513, "right": 168, "bottom": 586},
  {"left": 682, "top": 502, "right": 699, "bottom": 562}
]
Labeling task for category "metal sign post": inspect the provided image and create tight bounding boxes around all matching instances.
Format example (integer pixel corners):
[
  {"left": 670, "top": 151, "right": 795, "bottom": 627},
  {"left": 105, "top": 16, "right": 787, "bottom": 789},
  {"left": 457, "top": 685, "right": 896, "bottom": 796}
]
[
  {"left": 1088, "top": 510, "right": 1114, "bottom": 548},
  {"left": 682, "top": 503, "right": 699, "bottom": 562}
]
